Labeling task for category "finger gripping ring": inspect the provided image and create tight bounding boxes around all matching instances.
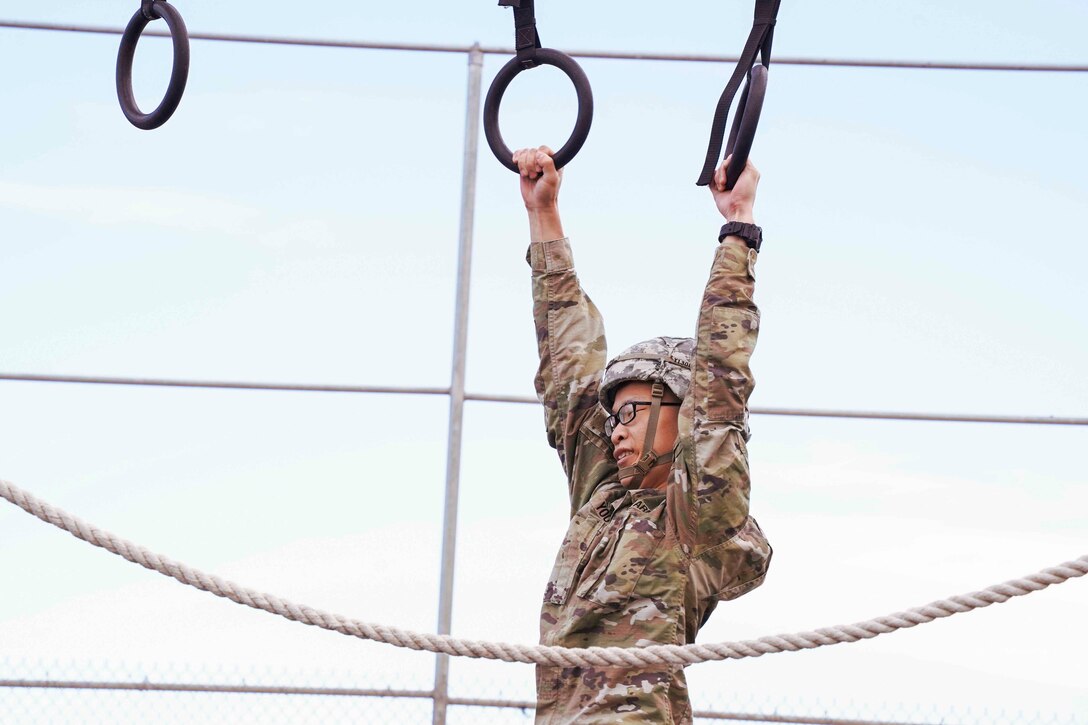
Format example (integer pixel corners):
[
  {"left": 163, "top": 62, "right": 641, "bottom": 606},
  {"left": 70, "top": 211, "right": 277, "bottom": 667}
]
[
  {"left": 483, "top": 48, "right": 594, "bottom": 172},
  {"left": 724, "top": 64, "right": 768, "bottom": 190},
  {"left": 116, "top": 1, "right": 190, "bottom": 130}
]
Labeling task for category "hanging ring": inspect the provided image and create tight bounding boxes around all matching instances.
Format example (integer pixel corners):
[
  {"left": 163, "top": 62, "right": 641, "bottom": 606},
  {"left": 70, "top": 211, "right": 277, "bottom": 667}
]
[
  {"left": 483, "top": 48, "right": 594, "bottom": 173},
  {"left": 116, "top": 1, "right": 190, "bottom": 130},
  {"left": 723, "top": 64, "right": 768, "bottom": 190}
]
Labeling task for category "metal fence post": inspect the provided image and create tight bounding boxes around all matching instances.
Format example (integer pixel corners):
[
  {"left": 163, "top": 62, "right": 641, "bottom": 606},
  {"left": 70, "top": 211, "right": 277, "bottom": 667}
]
[{"left": 432, "top": 43, "right": 484, "bottom": 725}]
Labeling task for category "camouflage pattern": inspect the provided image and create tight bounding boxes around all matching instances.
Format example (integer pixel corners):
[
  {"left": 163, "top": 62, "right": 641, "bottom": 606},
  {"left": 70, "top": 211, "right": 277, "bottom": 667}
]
[
  {"left": 527, "top": 237, "right": 772, "bottom": 724},
  {"left": 599, "top": 336, "right": 695, "bottom": 410}
]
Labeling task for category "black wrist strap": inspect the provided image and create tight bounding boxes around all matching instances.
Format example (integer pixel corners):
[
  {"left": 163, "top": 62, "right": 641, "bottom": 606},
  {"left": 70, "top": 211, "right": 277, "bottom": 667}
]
[{"left": 719, "top": 221, "right": 763, "bottom": 251}]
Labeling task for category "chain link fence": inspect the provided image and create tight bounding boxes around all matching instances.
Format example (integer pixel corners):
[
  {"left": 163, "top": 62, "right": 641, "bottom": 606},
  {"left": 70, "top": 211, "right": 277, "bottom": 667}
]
[{"left": 1, "top": 657, "right": 1084, "bottom": 724}]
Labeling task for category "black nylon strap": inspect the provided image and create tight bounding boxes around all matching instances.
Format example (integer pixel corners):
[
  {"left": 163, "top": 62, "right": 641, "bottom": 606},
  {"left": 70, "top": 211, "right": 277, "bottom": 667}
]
[
  {"left": 696, "top": 0, "right": 782, "bottom": 186},
  {"left": 498, "top": 0, "right": 542, "bottom": 68}
]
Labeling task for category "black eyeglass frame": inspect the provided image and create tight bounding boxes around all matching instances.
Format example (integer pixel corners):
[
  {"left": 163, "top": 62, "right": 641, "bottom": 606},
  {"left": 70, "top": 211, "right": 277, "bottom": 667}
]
[{"left": 604, "top": 400, "right": 682, "bottom": 437}]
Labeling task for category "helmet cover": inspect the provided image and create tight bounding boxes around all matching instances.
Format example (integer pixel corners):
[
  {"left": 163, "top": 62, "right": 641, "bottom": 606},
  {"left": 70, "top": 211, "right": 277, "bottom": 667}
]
[{"left": 599, "top": 336, "right": 694, "bottom": 410}]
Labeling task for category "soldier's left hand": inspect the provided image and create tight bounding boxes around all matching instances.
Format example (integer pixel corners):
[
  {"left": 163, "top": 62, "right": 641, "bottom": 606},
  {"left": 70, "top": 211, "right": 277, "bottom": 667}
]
[{"left": 710, "top": 155, "right": 759, "bottom": 222}]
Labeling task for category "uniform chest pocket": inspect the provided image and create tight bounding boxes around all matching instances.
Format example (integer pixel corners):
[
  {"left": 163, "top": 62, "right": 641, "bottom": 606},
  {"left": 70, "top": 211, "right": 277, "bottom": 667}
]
[
  {"left": 543, "top": 510, "right": 608, "bottom": 606},
  {"left": 576, "top": 515, "right": 665, "bottom": 607}
]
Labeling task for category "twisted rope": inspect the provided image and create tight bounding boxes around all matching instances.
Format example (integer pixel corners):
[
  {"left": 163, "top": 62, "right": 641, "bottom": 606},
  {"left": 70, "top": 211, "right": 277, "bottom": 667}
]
[{"left": 3, "top": 478, "right": 1085, "bottom": 668}]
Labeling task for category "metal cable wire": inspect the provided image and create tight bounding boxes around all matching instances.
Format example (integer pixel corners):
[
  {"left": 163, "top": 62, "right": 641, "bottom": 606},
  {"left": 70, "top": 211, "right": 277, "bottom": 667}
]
[
  {"left": 0, "top": 679, "right": 932, "bottom": 725},
  {"left": 2, "top": 372, "right": 1085, "bottom": 426},
  {"left": 3, "top": 19, "right": 1088, "bottom": 72}
]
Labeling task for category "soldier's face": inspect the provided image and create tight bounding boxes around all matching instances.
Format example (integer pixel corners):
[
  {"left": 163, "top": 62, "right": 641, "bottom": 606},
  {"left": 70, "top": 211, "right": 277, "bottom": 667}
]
[{"left": 608, "top": 381, "right": 680, "bottom": 491}]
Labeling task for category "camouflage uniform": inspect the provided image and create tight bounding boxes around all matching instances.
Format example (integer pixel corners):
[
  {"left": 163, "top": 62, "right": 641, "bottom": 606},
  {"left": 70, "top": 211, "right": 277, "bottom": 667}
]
[{"left": 528, "top": 236, "right": 772, "bottom": 724}]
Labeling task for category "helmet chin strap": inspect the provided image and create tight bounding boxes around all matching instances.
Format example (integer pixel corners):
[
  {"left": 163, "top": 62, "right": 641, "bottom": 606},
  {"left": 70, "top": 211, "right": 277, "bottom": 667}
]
[{"left": 617, "top": 382, "right": 675, "bottom": 487}]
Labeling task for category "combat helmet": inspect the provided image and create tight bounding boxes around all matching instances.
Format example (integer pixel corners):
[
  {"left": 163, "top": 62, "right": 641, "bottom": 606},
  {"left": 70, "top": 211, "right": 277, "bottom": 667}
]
[{"left": 600, "top": 336, "right": 694, "bottom": 485}]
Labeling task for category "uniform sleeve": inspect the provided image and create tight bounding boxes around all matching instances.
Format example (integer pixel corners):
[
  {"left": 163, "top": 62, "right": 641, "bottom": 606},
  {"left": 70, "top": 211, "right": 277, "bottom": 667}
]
[
  {"left": 669, "top": 239, "right": 772, "bottom": 598},
  {"left": 528, "top": 238, "right": 617, "bottom": 514}
]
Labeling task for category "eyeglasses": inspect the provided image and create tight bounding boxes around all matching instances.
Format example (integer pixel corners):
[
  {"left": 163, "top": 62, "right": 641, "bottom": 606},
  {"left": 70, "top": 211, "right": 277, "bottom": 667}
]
[{"left": 604, "top": 400, "right": 682, "bottom": 437}]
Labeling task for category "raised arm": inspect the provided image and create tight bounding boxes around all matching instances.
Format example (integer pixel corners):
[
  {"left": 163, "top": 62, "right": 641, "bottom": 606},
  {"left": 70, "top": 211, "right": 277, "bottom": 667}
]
[
  {"left": 519, "top": 148, "right": 616, "bottom": 511},
  {"left": 671, "top": 158, "right": 772, "bottom": 599}
]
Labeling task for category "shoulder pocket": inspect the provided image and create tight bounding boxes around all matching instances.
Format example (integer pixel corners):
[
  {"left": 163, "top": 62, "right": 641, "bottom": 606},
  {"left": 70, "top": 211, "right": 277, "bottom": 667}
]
[
  {"left": 705, "top": 306, "right": 759, "bottom": 423},
  {"left": 692, "top": 517, "right": 772, "bottom": 602}
]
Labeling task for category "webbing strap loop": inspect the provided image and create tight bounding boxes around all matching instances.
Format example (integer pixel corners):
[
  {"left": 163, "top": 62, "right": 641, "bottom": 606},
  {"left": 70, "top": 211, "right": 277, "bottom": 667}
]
[
  {"left": 499, "top": 0, "right": 542, "bottom": 68},
  {"left": 695, "top": 0, "right": 782, "bottom": 187}
]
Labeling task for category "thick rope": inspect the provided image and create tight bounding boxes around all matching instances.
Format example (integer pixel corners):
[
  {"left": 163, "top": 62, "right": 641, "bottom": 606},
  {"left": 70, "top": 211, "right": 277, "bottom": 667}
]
[{"left": 2, "top": 477, "right": 1085, "bottom": 668}]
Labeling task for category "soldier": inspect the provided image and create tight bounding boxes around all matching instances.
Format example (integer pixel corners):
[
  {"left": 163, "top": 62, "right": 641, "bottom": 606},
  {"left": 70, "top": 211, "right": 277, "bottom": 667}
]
[{"left": 516, "top": 145, "right": 773, "bottom": 724}]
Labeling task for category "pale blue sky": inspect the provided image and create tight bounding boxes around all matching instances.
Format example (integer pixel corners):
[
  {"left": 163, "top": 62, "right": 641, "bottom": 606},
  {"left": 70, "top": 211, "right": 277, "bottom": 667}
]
[{"left": 1, "top": 2, "right": 1086, "bottom": 722}]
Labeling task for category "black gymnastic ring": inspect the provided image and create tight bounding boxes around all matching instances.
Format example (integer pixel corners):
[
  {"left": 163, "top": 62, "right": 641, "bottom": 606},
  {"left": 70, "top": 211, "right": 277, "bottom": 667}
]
[
  {"left": 723, "top": 64, "right": 768, "bottom": 190},
  {"left": 116, "top": 1, "right": 190, "bottom": 130},
  {"left": 483, "top": 48, "right": 594, "bottom": 172}
]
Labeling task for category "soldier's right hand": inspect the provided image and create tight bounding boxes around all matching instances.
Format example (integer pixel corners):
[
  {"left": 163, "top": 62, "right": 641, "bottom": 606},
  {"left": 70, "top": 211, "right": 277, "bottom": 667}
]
[{"left": 514, "top": 146, "right": 562, "bottom": 211}]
